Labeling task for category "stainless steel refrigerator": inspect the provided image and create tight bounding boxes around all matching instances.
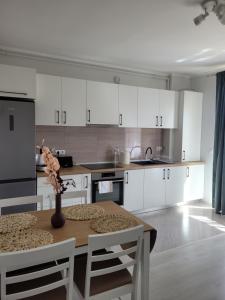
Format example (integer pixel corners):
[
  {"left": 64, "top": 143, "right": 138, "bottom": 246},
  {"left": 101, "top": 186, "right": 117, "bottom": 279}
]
[{"left": 0, "top": 97, "right": 36, "bottom": 214}]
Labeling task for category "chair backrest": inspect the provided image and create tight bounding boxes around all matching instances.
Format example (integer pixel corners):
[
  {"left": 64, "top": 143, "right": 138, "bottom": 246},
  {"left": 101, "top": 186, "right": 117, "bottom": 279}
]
[
  {"left": 0, "top": 238, "right": 75, "bottom": 300},
  {"left": 85, "top": 225, "right": 144, "bottom": 299},
  {"left": 49, "top": 190, "right": 88, "bottom": 209},
  {"left": 0, "top": 195, "right": 44, "bottom": 215}
]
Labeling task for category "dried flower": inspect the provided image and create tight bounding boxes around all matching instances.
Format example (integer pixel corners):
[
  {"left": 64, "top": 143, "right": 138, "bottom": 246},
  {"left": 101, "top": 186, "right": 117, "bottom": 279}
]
[{"left": 41, "top": 146, "right": 66, "bottom": 195}]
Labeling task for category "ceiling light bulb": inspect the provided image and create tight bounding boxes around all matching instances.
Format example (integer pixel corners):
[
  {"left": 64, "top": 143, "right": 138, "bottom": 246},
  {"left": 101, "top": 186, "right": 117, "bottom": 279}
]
[{"left": 193, "top": 12, "right": 209, "bottom": 26}]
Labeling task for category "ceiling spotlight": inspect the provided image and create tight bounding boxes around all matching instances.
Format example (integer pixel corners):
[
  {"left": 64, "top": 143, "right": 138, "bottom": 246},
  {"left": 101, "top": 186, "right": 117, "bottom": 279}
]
[
  {"left": 193, "top": 0, "right": 217, "bottom": 26},
  {"left": 193, "top": 11, "right": 209, "bottom": 25},
  {"left": 215, "top": 3, "right": 225, "bottom": 24}
]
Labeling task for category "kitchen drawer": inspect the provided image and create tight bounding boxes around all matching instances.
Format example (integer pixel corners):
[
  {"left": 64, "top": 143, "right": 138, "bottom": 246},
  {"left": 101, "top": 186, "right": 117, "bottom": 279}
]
[{"left": 37, "top": 177, "right": 49, "bottom": 188}]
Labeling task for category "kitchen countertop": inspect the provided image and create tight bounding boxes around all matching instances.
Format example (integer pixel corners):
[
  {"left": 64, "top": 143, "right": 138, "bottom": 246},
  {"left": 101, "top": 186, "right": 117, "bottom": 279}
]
[{"left": 36, "top": 161, "right": 205, "bottom": 177}]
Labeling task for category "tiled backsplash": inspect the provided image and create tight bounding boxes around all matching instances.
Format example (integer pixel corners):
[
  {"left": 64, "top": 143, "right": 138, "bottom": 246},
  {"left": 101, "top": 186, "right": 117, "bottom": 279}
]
[{"left": 36, "top": 126, "right": 162, "bottom": 164}]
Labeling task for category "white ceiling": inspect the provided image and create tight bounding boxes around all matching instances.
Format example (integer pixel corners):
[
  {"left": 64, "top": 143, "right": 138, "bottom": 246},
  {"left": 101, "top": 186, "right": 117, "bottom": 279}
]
[{"left": 1, "top": 0, "right": 225, "bottom": 75}]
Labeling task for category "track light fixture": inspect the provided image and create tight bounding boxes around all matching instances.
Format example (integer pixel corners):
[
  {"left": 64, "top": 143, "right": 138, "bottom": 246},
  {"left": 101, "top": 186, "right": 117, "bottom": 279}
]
[
  {"left": 193, "top": 0, "right": 225, "bottom": 26},
  {"left": 193, "top": 11, "right": 209, "bottom": 25}
]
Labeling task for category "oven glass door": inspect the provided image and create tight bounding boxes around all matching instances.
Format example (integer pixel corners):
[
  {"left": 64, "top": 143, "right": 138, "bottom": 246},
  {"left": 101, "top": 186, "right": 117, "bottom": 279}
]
[{"left": 92, "top": 179, "right": 124, "bottom": 205}]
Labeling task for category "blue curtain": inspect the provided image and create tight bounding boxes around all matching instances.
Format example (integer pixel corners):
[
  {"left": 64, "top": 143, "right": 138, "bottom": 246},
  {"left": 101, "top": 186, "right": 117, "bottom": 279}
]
[{"left": 213, "top": 71, "right": 225, "bottom": 214}]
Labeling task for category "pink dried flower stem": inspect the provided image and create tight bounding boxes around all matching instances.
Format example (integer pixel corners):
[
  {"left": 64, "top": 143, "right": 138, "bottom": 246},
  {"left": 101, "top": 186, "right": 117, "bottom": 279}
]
[{"left": 41, "top": 146, "right": 67, "bottom": 195}]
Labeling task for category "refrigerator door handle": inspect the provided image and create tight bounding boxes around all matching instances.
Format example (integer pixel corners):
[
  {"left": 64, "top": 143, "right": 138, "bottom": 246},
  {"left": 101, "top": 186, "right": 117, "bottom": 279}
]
[{"left": 9, "top": 114, "right": 14, "bottom": 131}]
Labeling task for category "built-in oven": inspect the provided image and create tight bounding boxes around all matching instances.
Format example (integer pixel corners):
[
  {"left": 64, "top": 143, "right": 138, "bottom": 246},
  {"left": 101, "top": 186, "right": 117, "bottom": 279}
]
[{"left": 91, "top": 171, "right": 124, "bottom": 205}]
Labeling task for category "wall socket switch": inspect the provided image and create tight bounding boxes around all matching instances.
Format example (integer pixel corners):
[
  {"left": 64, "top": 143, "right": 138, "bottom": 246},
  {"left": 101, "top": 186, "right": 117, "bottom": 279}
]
[
  {"left": 156, "top": 146, "right": 163, "bottom": 152},
  {"left": 56, "top": 149, "right": 66, "bottom": 156}
]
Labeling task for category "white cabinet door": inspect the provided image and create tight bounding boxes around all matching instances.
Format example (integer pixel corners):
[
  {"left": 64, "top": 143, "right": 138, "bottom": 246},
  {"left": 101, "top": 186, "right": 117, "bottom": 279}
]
[
  {"left": 124, "top": 170, "right": 144, "bottom": 211},
  {"left": 0, "top": 64, "right": 36, "bottom": 99},
  {"left": 36, "top": 74, "right": 61, "bottom": 126},
  {"left": 86, "top": 81, "right": 118, "bottom": 125},
  {"left": 182, "top": 91, "right": 203, "bottom": 161},
  {"left": 184, "top": 165, "right": 204, "bottom": 201},
  {"left": 138, "top": 87, "right": 159, "bottom": 128},
  {"left": 144, "top": 168, "right": 166, "bottom": 209},
  {"left": 159, "top": 90, "right": 178, "bottom": 129},
  {"left": 81, "top": 174, "right": 91, "bottom": 204},
  {"left": 118, "top": 85, "right": 138, "bottom": 128},
  {"left": 61, "top": 77, "right": 86, "bottom": 126},
  {"left": 165, "top": 166, "right": 186, "bottom": 206}
]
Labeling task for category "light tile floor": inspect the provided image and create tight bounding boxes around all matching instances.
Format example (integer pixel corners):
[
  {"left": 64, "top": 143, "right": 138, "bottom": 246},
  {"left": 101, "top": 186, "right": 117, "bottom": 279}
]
[
  {"left": 138, "top": 200, "right": 225, "bottom": 253},
  {"left": 121, "top": 201, "right": 225, "bottom": 300}
]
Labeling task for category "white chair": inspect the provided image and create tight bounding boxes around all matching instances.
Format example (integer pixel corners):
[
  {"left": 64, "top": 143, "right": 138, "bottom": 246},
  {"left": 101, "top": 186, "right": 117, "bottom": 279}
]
[
  {"left": 49, "top": 190, "right": 88, "bottom": 209},
  {"left": 0, "top": 195, "right": 44, "bottom": 215},
  {"left": 0, "top": 238, "right": 75, "bottom": 300},
  {"left": 73, "top": 225, "right": 144, "bottom": 300}
]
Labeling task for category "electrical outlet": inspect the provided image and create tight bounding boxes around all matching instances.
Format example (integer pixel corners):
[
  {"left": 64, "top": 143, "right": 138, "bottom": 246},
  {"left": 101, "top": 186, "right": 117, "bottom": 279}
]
[
  {"left": 156, "top": 146, "right": 163, "bottom": 152},
  {"left": 56, "top": 149, "right": 66, "bottom": 156}
]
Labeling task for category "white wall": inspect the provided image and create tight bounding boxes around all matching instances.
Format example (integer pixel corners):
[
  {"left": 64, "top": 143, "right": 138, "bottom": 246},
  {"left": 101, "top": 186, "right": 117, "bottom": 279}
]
[
  {"left": 191, "top": 75, "right": 216, "bottom": 204},
  {"left": 0, "top": 52, "right": 168, "bottom": 89},
  {"left": 169, "top": 74, "right": 191, "bottom": 91}
]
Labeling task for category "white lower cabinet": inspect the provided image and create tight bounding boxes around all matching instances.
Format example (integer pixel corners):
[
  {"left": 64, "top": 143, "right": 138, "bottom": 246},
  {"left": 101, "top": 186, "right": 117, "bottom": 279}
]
[
  {"left": 144, "top": 168, "right": 166, "bottom": 209},
  {"left": 183, "top": 165, "right": 204, "bottom": 202},
  {"left": 143, "top": 167, "right": 185, "bottom": 209},
  {"left": 142, "top": 164, "right": 205, "bottom": 212},
  {"left": 165, "top": 166, "right": 186, "bottom": 206},
  {"left": 37, "top": 173, "right": 91, "bottom": 209},
  {"left": 124, "top": 170, "right": 144, "bottom": 212}
]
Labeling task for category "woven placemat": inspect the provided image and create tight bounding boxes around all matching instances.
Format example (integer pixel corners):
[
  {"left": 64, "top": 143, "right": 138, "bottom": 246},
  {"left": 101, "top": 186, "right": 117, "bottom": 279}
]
[
  {"left": 90, "top": 214, "right": 138, "bottom": 233},
  {"left": 0, "top": 228, "right": 54, "bottom": 252},
  {"left": 0, "top": 213, "right": 37, "bottom": 234},
  {"left": 63, "top": 204, "right": 105, "bottom": 221}
]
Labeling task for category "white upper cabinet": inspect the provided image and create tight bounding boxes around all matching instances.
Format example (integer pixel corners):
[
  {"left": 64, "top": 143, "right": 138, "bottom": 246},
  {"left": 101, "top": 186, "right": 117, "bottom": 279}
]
[
  {"left": 181, "top": 91, "right": 203, "bottom": 161},
  {"left": 174, "top": 91, "right": 203, "bottom": 162},
  {"left": 36, "top": 74, "right": 61, "bottom": 126},
  {"left": 86, "top": 81, "right": 118, "bottom": 125},
  {"left": 159, "top": 90, "right": 178, "bottom": 128},
  {"left": 0, "top": 64, "right": 36, "bottom": 99},
  {"left": 36, "top": 74, "right": 86, "bottom": 126},
  {"left": 124, "top": 169, "right": 144, "bottom": 212},
  {"left": 138, "top": 87, "right": 178, "bottom": 129},
  {"left": 61, "top": 77, "right": 86, "bottom": 126},
  {"left": 138, "top": 87, "right": 159, "bottom": 128},
  {"left": 118, "top": 85, "right": 138, "bottom": 128}
]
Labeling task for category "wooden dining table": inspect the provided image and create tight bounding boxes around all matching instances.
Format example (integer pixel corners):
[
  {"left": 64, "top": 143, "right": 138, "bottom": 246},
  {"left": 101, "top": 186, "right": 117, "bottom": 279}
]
[{"left": 31, "top": 201, "right": 157, "bottom": 300}]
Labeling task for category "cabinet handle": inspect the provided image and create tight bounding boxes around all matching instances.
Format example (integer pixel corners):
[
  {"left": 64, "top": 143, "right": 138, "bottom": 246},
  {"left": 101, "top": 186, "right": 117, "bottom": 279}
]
[
  {"left": 84, "top": 175, "right": 88, "bottom": 189},
  {"left": 87, "top": 109, "right": 91, "bottom": 123},
  {"left": 0, "top": 90, "right": 28, "bottom": 96},
  {"left": 55, "top": 110, "right": 60, "bottom": 124},
  {"left": 163, "top": 169, "right": 166, "bottom": 180},
  {"left": 160, "top": 116, "right": 163, "bottom": 127},
  {"left": 63, "top": 111, "right": 67, "bottom": 124},
  {"left": 182, "top": 150, "right": 186, "bottom": 161},
  {"left": 186, "top": 167, "right": 190, "bottom": 178},
  {"left": 156, "top": 116, "right": 159, "bottom": 127},
  {"left": 126, "top": 172, "right": 129, "bottom": 184},
  {"left": 119, "top": 114, "right": 123, "bottom": 126},
  {"left": 167, "top": 169, "right": 170, "bottom": 180}
]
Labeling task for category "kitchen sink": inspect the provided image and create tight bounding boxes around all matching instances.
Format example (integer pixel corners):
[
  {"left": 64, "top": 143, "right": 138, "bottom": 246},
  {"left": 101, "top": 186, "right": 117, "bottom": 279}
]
[{"left": 132, "top": 160, "right": 170, "bottom": 166}]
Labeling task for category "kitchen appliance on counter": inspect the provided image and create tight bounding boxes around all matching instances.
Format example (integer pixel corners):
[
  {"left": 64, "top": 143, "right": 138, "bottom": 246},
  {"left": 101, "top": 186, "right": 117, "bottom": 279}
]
[
  {"left": 0, "top": 97, "right": 36, "bottom": 214},
  {"left": 91, "top": 171, "right": 124, "bottom": 205},
  {"left": 57, "top": 155, "right": 73, "bottom": 168},
  {"left": 36, "top": 153, "right": 46, "bottom": 172}
]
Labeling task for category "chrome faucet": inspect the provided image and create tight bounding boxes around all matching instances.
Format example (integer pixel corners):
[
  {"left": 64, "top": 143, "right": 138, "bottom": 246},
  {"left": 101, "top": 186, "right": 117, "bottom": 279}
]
[{"left": 145, "top": 147, "right": 153, "bottom": 160}]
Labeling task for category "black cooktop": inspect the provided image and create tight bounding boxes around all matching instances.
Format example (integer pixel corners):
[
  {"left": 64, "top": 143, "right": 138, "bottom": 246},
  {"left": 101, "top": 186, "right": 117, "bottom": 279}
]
[{"left": 81, "top": 163, "right": 118, "bottom": 170}]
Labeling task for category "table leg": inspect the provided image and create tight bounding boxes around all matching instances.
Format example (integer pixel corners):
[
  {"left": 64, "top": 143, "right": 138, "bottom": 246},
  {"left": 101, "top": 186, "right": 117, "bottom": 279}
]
[{"left": 141, "top": 231, "right": 150, "bottom": 300}]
